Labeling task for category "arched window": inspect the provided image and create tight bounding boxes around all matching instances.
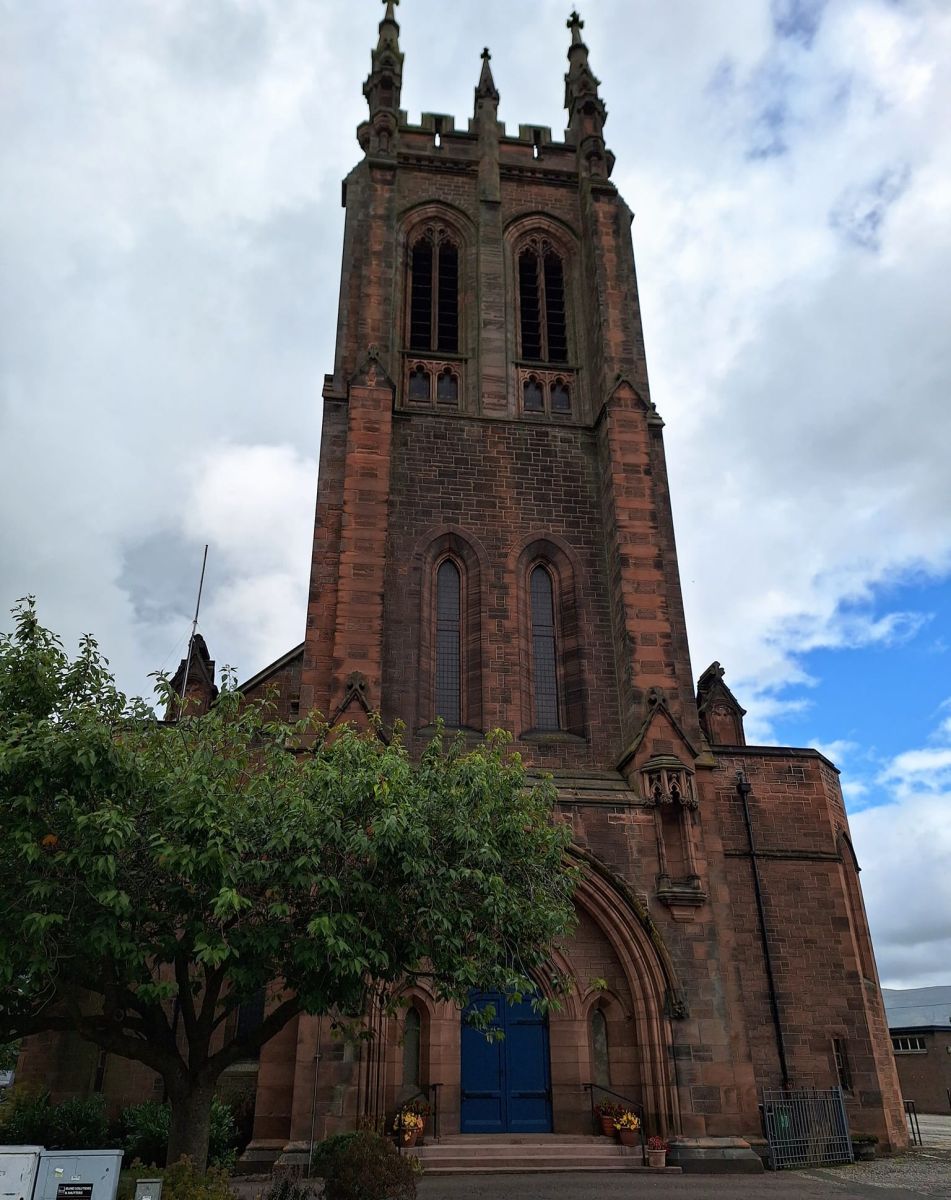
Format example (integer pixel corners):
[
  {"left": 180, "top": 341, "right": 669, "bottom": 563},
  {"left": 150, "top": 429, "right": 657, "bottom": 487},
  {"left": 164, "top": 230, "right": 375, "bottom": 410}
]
[
  {"left": 530, "top": 565, "right": 559, "bottom": 730},
  {"left": 409, "top": 230, "right": 459, "bottom": 354},
  {"left": 435, "top": 559, "right": 461, "bottom": 726},
  {"left": 518, "top": 241, "right": 568, "bottom": 364},
  {"left": 403, "top": 1007, "right": 421, "bottom": 1088},
  {"left": 590, "top": 1007, "right": 610, "bottom": 1087}
]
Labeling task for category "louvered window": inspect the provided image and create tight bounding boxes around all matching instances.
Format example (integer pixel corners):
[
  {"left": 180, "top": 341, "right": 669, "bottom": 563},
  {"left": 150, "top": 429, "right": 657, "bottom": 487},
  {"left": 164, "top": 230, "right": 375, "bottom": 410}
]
[
  {"left": 409, "top": 231, "right": 459, "bottom": 354},
  {"left": 530, "top": 566, "right": 559, "bottom": 730},
  {"left": 435, "top": 559, "right": 461, "bottom": 726},
  {"left": 518, "top": 241, "right": 569, "bottom": 364}
]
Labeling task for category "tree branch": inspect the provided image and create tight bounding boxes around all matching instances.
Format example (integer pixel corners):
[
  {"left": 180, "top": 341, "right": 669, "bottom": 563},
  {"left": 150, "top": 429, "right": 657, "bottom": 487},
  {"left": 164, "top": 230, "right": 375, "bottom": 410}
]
[{"left": 205, "top": 994, "right": 301, "bottom": 1078}]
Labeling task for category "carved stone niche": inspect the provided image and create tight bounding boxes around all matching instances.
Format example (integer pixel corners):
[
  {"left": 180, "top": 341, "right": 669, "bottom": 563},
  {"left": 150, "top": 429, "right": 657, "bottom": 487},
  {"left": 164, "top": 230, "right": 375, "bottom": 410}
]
[
  {"left": 640, "top": 756, "right": 699, "bottom": 811},
  {"left": 640, "top": 755, "right": 707, "bottom": 921}
]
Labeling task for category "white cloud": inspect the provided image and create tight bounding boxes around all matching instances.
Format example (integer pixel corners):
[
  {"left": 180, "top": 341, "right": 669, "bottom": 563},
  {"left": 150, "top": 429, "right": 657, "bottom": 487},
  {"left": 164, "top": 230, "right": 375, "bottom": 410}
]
[
  {"left": 852, "top": 705, "right": 951, "bottom": 986},
  {"left": 1, "top": 0, "right": 950, "bottom": 740}
]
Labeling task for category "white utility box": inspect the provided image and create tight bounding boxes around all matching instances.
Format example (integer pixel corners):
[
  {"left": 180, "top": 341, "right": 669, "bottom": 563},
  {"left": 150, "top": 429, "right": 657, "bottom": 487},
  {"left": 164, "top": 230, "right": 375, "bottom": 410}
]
[
  {"left": 0, "top": 1146, "right": 44, "bottom": 1200},
  {"left": 32, "top": 1151, "right": 122, "bottom": 1200}
]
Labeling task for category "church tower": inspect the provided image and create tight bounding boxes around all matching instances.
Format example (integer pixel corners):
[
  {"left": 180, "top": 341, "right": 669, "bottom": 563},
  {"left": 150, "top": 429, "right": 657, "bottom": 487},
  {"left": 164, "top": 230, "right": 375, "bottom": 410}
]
[
  {"left": 236, "top": 6, "right": 909, "bottom": 1163},
  {"left": 302, "top": 7, "right": 701, "bottom": 768}
]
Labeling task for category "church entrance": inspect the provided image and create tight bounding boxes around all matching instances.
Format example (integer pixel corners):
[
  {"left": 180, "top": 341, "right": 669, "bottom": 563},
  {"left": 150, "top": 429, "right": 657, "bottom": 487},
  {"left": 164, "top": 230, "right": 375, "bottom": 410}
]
[{"left": 459, "top": 990, "right": 553, "bottom": 1134}]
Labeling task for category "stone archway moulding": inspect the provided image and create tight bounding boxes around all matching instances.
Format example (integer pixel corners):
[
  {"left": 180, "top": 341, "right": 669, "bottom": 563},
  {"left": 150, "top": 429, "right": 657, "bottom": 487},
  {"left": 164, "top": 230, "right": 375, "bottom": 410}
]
[{"left": 569, "top": 846, "right": 683, "bottom": 1132}]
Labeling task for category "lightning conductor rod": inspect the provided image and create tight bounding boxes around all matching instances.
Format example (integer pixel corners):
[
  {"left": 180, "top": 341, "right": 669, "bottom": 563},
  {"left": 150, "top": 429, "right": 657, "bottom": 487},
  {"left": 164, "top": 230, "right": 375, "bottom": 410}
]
[{"left": 179, "top": 544, "right": 209, "bottom": 709}]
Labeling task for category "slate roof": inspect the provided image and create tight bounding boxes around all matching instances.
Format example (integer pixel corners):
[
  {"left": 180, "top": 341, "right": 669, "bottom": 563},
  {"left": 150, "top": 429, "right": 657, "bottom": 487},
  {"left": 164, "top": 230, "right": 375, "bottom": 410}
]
[{"left": 883, "top": 985, "right": 951, "bottom": 1031}]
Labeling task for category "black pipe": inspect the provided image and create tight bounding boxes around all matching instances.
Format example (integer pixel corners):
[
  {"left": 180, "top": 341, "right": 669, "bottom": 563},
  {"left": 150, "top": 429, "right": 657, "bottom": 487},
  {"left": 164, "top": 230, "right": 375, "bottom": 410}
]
[{"left": 736, "top": 770, "right": 790, "bottom": 1088}]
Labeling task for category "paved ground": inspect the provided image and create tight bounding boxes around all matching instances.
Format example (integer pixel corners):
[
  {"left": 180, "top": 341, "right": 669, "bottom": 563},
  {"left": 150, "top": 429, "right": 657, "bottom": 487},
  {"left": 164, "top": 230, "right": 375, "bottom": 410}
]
[
  {"left": 234, "top": 1118, "right": 951, "bottom": 1200},
  {"left": 413, "top": 1153, "right": 951, "bottom": 1199}
]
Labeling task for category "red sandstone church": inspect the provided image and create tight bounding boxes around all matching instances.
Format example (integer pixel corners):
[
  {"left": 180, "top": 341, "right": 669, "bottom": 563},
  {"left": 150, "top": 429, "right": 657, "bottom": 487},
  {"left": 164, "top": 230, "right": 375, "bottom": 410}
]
[{"left": 23, "top": 4, "right": 908, "bottom": 1168}]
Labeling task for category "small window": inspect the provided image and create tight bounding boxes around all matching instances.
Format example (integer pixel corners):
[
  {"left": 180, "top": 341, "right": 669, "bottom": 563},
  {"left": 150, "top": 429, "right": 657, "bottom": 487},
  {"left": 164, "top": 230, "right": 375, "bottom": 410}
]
[
  {"left": 236, "top": 989, "right": 267, "bottom": 1059},
  {"left": 832, "top": 1038, "right": 853, "bottom": 1093},
  {"left": 591, "top": 1008, "right": 610, "bottom": 1087},
  {"left": 891, "top": 1035, "right": 926, "bottom": 1053},
  {"left": 435, "top": 559, "right": 461, "bottom": 726},
  {"left": 436, "top": 368, "right": 459, "bottom": 405},
  {"left": 408, "top": 230, "right": 459, "bottom": 354},
  {"left": 409, "top": 365, "right": 431, "bottom": 402},
  {"left": 523, "top": 376, "right": 544, "bottom": 412},
  {"left": 403, "top": 1007, "right": 421, "bottom": 1088},
  {"left": 518, "top": 240, "right": 569, "bottom": 364},
  {"left": 530, "top": 566, "right": 559, "bottom": 731},
  {"left": 93, "top": 1048, "right": 108, "bottom": 1093},
  {"left": 551, "top": 378, "right": 571, "bottom": 413}
]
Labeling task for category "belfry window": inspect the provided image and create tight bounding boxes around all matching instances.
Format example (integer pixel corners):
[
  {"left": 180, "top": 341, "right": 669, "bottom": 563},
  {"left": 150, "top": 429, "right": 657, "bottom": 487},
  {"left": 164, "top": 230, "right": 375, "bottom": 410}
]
[
  {"left": 518, "top": 241, "right": 568, "bottom": 364},
  {"left": 435, "top": 559, "right": 461, "bottom": 726},
  {"left": 530, "top": 565, "right": 559, "bottom": 730},
  {"left": 409, "top": 231, "right": 459, "bottom": 354}
]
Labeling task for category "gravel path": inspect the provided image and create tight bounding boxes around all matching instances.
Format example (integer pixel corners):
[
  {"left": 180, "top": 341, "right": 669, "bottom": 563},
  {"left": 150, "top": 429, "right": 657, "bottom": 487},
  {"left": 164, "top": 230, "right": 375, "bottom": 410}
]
[{"left": 806, "top": 1148, "right": 951, "bottom": 1197}]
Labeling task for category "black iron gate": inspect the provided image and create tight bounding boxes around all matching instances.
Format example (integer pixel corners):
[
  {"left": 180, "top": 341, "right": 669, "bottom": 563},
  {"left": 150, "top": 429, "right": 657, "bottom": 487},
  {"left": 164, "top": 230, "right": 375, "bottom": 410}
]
[{"left": 761, "top": 1087, "right": 854, "bottom": 1169}]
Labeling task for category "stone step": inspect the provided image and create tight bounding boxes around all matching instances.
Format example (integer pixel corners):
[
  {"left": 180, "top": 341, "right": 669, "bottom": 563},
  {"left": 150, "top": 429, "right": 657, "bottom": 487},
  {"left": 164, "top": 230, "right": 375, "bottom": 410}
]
[
  {"left": 426, "top": 1134, "right": 604, "bottom": 1144},
  {"left": 415, "top": 1142, "right": 638, "bottom": 1152},
  {"left": 418, "top": 1163, "right": 682, "bottom": 1175},
  {"left": 404, "top": 1137, "right": 676, "bottom": 1174}
]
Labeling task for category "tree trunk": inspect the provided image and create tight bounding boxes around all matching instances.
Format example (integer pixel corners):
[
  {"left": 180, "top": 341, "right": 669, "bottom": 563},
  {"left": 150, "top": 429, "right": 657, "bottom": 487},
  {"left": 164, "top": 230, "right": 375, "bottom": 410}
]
[{"left": 167, "top": 1081, "right": 217, "bottom": 1171}]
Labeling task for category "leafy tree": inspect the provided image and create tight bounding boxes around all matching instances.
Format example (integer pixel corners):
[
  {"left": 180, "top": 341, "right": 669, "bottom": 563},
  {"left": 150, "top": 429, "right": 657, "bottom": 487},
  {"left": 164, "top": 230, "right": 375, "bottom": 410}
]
[{"left": 0, "top": 600, "right": 576, "bottom": 1168}]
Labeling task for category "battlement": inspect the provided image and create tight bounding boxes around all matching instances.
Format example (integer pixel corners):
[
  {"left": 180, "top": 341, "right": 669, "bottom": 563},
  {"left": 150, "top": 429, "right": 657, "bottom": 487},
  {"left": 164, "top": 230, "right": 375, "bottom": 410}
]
[{"left": 391, "top": 111, "right": 578, "bottom": 172}]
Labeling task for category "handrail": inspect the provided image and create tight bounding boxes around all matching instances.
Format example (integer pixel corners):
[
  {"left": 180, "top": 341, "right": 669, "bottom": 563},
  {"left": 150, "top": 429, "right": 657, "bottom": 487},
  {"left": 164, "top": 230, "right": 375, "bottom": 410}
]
[{"left": 584, "top": 1082, "right": 647, "bottom": 1163}]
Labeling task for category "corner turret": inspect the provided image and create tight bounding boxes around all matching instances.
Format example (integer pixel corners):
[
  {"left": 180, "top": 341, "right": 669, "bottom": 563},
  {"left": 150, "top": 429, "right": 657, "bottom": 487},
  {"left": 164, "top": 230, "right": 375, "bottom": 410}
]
[
  {"left": 564, "top": 10, "right": 614, "bottom": 178},
  {"left": 359, "top": 0, "right": 404, "bottom": 157}
]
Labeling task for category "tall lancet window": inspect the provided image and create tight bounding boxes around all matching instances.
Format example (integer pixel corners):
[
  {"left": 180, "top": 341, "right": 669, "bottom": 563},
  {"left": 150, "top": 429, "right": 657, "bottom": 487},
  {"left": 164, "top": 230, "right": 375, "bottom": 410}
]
[
  {"left": 530, "top": 565, "right": 559, "bottom": 730},
  {"left": 518, "top": 241, "right": 568, "bottom": 364},
  {"left": 435, "top": 559, "right": 461, "bottom": 726},
  {"left": 409, "top": 231, "right": 459, "bottom": 354}
]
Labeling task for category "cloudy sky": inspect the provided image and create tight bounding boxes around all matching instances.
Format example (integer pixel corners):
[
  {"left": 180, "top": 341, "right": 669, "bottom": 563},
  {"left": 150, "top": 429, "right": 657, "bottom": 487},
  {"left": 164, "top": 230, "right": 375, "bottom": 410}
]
[{"left": 2, "top": 0, "right": 950, "bottom": 989}]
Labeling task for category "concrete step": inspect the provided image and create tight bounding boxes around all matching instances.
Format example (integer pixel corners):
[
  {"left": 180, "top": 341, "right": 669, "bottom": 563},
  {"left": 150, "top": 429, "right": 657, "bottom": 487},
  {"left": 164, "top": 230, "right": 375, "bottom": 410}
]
[
  {"left": 405, "top": 1137, "right": 682, "bottom": 1174},
  {"left": 417, "top": 1164, "right": 682, "bottom": 1174}
]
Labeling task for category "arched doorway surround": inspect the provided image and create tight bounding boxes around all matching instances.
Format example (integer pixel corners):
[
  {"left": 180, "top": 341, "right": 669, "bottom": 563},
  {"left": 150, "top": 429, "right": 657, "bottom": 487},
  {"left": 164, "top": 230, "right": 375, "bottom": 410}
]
[{"left": 384, "top": 849, "right": 683, "bottom": 1137}]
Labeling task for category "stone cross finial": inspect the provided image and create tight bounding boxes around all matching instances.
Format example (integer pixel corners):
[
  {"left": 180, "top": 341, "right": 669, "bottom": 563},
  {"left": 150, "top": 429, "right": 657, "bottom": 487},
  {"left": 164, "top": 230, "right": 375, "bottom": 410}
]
[
  {"left": 482, "top": 47, "right": 491, "bottom": 61},
  {"left": 568, "top": 10, "right": 584, "bottom": 43}
]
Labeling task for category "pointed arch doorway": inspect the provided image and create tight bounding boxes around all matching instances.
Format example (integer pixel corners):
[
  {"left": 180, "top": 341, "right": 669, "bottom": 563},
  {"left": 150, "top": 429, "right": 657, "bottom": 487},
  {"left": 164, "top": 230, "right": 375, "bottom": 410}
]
[{"left": 460, "top": 990, "right": 553, "bottom": 1133}]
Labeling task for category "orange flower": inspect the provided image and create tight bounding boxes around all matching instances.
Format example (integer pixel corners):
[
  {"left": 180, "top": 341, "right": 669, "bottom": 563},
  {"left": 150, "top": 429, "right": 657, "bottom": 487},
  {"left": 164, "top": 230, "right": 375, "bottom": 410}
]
[{"left": 41, "top": 833, "right": 59, "bottom": 848}]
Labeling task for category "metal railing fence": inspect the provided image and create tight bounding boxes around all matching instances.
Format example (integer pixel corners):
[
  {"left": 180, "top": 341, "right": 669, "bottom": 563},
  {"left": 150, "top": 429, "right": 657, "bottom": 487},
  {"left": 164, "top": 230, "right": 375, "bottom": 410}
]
[{"left": 761, "top": 1087, "right": 854, "bottom": 1169}]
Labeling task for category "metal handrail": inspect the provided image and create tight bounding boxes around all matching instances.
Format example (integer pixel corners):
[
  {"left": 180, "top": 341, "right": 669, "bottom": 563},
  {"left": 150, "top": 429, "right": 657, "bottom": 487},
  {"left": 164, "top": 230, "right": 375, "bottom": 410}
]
[
  {"left": 584, "top": 1082, "right": 647, "bottom": 1163},
  {"left": 904, "top": 1099, "right": 922, "bottom": 1147}
]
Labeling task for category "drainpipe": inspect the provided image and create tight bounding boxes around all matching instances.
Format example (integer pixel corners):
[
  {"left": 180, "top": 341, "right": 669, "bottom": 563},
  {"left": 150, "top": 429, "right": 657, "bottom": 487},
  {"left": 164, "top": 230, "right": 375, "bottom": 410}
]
[{"left": 736, "top": 770, "right": 790, "bottom": 1088}]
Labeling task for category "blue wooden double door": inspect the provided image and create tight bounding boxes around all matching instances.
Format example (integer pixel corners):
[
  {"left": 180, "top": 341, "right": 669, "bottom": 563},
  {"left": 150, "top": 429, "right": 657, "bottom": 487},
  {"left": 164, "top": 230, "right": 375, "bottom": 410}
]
[{"left": 460, "top": 990, "right": 553, "bottom": 1133}]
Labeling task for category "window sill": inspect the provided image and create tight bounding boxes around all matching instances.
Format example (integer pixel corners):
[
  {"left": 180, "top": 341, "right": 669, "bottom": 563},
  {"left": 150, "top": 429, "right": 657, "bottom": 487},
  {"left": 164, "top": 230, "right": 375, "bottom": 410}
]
[
  {"left": 416, "top": 723, "right": 483, "bottom": 738},
  {"left": 519, "top": 729, "right": 586, "bottom": 744}
]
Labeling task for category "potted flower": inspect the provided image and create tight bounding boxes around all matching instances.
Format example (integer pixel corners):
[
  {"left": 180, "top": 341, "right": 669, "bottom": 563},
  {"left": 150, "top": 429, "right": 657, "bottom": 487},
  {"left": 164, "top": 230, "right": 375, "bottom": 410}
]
[
  {"left": 647, "top": 1135, "right": 668, "bottom": 1168},
  {"left": 406, "top": 1098, "right": 432, "bottom": 1142},
  {"left": 594, "top": 1100, "right": 622, "bottom": 1136},
  {"left": 392, "top": 1108, "right": 424, "bottom": 1147},
  {"left": 613, "top": 1110, "right": 641, "bottom": 1147}
]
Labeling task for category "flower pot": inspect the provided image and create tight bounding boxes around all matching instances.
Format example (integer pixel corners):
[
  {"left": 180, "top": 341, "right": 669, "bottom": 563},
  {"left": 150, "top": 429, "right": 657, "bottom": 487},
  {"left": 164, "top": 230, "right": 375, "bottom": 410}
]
[
  {"left": 402, "top": 1129, "right": 419, "bottom": 1148},
  {"left": 599, "top": 1115, "right": 616, "bottom": 1136},
  {"left": 647, "top": 1149, "right": 667, "bottom": 1169},
  {"left": 854, "top": 1143, "right": 875, "bottom": 1161},
  {"left": 618, "top": 1130, "right": 638, "bottom": 1147}
]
